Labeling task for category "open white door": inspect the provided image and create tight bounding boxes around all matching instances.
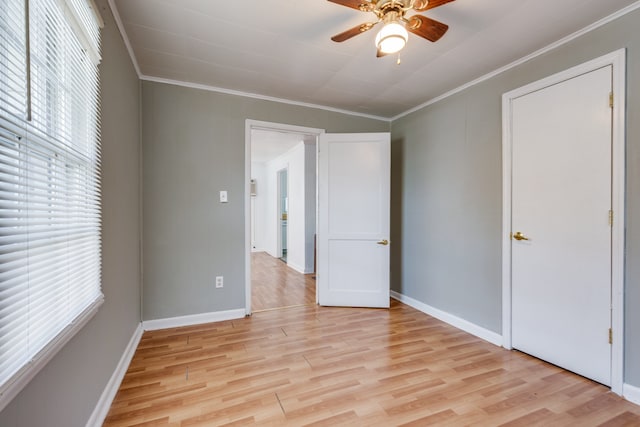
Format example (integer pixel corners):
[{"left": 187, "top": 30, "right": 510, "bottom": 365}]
[{"left": 318, "top": 133, "right": 390, "bottom": 308}]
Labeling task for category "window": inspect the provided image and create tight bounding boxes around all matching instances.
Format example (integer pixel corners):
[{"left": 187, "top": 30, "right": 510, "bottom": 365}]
[{"left": 0, "top": 0, "right": 103, "bottom": 410}]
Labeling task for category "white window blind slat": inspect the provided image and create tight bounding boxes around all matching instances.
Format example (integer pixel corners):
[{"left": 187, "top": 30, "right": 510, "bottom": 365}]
[
  {"left": 0, "top": 0, "right": 103, "bottom": 410},
  {"left": 0, "top": 0, "right": 27, "bottom": 124},
  {"left": 0, "top": 318, "right": 28, "bottom": 347},
  {"left": 0, "top": 276, "right": 28, "bottom": 291}
]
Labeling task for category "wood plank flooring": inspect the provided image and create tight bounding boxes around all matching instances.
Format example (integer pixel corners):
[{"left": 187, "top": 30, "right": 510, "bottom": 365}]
[
  {"left": 251, "top": 251, "right": 315, "bottom": 312},
  {"left": 103, "top": 300, "right": 640, "bottom": 426}
]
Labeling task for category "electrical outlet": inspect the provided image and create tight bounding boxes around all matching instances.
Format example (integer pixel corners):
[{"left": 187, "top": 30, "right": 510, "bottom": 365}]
[{"left": 215, "top": 276, "right": 223, "bottom": 288}]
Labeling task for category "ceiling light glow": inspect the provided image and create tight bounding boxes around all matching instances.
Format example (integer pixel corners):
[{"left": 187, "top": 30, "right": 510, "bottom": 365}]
[{"left": 375, "top": 21, "right": 408, "bottom": 54}]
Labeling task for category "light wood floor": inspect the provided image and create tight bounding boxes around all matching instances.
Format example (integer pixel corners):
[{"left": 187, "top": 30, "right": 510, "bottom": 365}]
[
  {"left": 251, "top": 251, "right": 316, "bottom": 312},
  {"left": 103, "top": 300, "right": 640, "bottom": 426}
]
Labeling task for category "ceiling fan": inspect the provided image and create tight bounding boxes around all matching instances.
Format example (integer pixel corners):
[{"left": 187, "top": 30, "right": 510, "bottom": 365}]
[{"left": 328, "top": 0, "right": 455, "bottom": 57}]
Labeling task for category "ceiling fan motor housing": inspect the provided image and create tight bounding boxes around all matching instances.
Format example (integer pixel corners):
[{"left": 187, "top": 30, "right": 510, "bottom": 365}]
[{"left": 329, "top": 0, "right": 453, "bottom": 55}]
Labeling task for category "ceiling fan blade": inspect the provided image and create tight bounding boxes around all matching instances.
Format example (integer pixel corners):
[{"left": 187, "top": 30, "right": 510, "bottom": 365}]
[
  {"left": 327, "top": 0, "right": 375, "bottom": 12},
  {"left": 376, "top": 49, "right": 388, "bottom": 58},
  {"left": 413, "top": 0, "right": 455, "bottom": 12},
  {"left": 407, "top": 14, "right": 449, "bottom": 42},
  {"left": 331, "top": 22, "right": 376, "bottom": 42}
]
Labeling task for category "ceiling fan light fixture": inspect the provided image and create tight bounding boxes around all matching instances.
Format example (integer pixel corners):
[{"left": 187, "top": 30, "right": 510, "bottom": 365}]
[{"left": 375, "top": 21, "right": 408, "bottom": 54}]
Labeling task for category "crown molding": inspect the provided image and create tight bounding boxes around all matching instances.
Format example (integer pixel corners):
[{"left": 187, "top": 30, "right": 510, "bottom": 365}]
[
  {"left": 140, "top": 75, "right": 391, "bottom": 122},
  {"left": 106, "top": 0, "right": 142, "bottom": 77},
  {"left": 391, "top": 0, "right": 640, "bottom": 121},
  {"left": 106, "top": 0, "right": 640, "bottom": 122}
]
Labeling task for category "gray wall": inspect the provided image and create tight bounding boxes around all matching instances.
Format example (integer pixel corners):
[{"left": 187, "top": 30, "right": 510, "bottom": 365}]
[
  {"left": 142, "top": 82, "right": 389, "bottom": 320},
  {"left": 0, "top": 0, "right": 142, "bottom": 425},
  {"left": 4, "top": 4, "right": 637, "bottom": 425},
  {"left": 390, "top": 8, "right": 640, "bottom": 387}
]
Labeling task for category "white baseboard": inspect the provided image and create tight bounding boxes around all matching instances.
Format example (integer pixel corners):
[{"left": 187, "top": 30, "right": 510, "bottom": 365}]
[
  {"left": 86, "top": 323, "right": 143, "bottom": 427},
  {"left": 265, "top": 249, "right": 278, "bottom": 258},
  {"left": 623, "top": 383, "right": 640, "bottom": 406},
  {"left": 390, "top": 291, "right": 503, "bottom": 347},
  {"left": 142, "top": 308, "right": 246, "bottom": 331},
  {"left": 287, "top": 261, "right": 306, "bottom": 275}
]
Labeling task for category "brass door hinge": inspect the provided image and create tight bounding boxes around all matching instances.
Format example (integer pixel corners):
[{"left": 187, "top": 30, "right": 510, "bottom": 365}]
[
  {"left": 609, "top": 328, "right": 613, "bottom": 344},
  {"left": 609, "top": 210, "right": 614, "bottom": 226},
  {"left": 609, "top": 92, "right": 614, "bottom": 108}
]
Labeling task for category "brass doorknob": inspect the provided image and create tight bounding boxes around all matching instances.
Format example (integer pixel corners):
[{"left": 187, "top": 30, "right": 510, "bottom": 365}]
[
  {"left": 377, "top": 239, "right": 389, "bottom": 245},
  {"left": 512, "top": 231, "right": 529, "bottom": 241}
]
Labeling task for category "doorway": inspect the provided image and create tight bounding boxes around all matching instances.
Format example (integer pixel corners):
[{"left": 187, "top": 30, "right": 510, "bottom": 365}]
[
  {"left": 277, "top": 168, "right": 288, "bottom": 262},
  {"left": 246, "top": 121, "right": 322, "bottom": 312},
  {"left": 501, "top": 50, "right": 626, "bottom": 393}
]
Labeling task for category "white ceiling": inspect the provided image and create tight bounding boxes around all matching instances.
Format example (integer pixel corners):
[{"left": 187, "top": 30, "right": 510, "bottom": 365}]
[
  {"left": 111, "top": 0, "right": 639, "bottom": 119},
  {"left": 251, "top": 129, "right": 307, "bottom": 163}
]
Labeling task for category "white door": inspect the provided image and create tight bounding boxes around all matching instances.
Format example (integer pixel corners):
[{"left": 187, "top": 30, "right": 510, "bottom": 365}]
[
  {"left": 510, "top": 66, "right": 612, "bottom": 385},
  {"left": 318, "top": 133, "right": 390, "bottom": 308}
]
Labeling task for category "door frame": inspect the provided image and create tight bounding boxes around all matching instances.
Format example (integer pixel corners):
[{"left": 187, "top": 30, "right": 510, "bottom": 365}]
[
  {"left": 276, "top": 167, "right": 288, "bottom": 259},
  {"left": 501, "top": 49, "right": 626, "bottom": 394},
  {"left": 244, "top": 120, "right": 324, "bottom": 315}
]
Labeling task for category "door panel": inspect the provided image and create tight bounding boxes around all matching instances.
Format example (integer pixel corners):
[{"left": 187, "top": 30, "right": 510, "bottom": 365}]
[
  {"left": 511, "top": 66, "right": 612, "bottom": 385},
  {"left": 318, "top": 133, "right": 390, "bottom": 308},
  {"left": 328, "top": 141, "right": 384, "bottom": 235}
]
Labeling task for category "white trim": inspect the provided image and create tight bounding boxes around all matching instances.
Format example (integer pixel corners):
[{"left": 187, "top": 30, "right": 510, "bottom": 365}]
[
  {"left": 276, "top": 166, "right": 289, "bottom": 260},
  {"left": 0, "top": 295, "right": 104, "bottom": 412},
  {"left": 623, "top": 383, "right": 640, "bottom": 406},
  {"left": 501, "top": 69, "right": 514, "bottom": 352},
  {"left": 610, "top": 48, "right": 627, "bottom": 397},
  {"left": 501, "top": 49, "right": 626, "bottom": 395},
  {"left": 286, "top": 261, "right": 307, "bottom": 275},
  {"left": 142, "top": 75, "right": 390, "bottom": 122},
  {"left": 142, "top": 309, "right": 245, "bottom": 331},
  {"left": 106, "top": 0, "right": 142, "bottom": 77},
  {"left": 392, "top": 2, "right": 640, "bottom": 121},
  {"left": 390, "top": 291, "right": 502, "bottom": 347},
  {"left": 85, "top": 324, "right": 143, "bottom": 427},
  {"left": 245, "top": 120, "right": 325, "bottom": 316}
]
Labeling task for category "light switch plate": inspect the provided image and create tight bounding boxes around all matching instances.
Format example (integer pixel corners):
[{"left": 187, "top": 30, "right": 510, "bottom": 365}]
[{"left": 219, "top": 191, "right": 228, "bottom": 203}]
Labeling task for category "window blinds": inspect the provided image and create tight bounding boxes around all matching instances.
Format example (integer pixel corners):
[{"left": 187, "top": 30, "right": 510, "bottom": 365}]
[{"left": 0, "top": 0, "right": 103, "bottom": 409}]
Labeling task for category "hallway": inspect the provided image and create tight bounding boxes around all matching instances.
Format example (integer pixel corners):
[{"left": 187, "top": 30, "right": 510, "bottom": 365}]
[{"left": 251, "top": 251, "right": 316, "bottom": 311}]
